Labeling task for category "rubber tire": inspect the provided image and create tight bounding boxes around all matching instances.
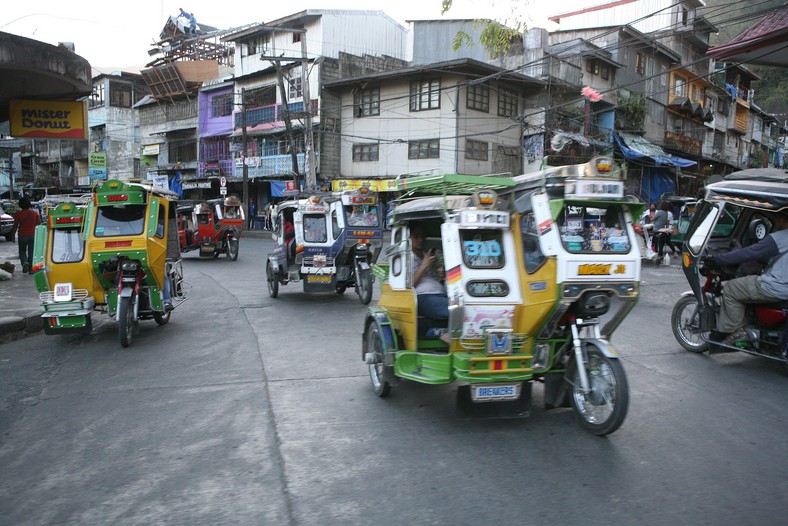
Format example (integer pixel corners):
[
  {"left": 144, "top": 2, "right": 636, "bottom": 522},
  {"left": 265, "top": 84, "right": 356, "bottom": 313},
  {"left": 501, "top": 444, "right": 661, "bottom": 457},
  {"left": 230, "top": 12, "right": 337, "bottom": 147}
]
[
  {"left": 356, "top": 269, "right": 373, "bottom": 305},
  {"left": 364, "top": 322, "right": 392, "bottom": 397},
  {"left": 4, "top": 234, "right": 12, "bottom": 242},
  {"left": 153, "top": 309, "right": 171, "bottom": 326},
  {"left": 671, "top": 295, "right": 709, "bottom": 353},
  {"left": 227, "top": 238, "right": 239, "bottom": 261},
  {"left": 569, "top": 347, "right": 629, "bottom": 436},
  {"left": 267, "top": 261, "right": 279, "bottom": 298},
  {"left": 118, "top": 293, "right": 136, "bottom": 348},
  {"left": 335, "top": 282, "right": 347, "bottom": 295}
]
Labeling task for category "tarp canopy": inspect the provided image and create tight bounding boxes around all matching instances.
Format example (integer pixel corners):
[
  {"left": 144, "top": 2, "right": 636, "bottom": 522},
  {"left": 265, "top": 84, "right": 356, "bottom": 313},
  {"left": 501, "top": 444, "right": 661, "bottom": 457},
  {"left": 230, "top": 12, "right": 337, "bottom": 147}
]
[
  {"left": 638, "top": 166, "right": 676, "bottom": 205},
  {"left": 614, "top": 132, "right": 697, "bottom": 167}
]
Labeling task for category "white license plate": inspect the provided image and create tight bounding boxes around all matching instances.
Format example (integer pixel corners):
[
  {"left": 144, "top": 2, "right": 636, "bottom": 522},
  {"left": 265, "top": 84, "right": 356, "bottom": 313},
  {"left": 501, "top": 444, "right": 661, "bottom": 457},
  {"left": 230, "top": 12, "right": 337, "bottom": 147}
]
[
  {"left": 54, "top": 282, "right": 73, "bottom": 302},
  {"left": 471, "top": 383, "right": 521, "bottom": 402}
]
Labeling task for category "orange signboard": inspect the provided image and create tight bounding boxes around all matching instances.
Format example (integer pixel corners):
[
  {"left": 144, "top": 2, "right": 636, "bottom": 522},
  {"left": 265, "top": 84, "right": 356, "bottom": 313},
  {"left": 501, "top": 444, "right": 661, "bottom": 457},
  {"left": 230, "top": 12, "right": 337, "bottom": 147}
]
[{"left": 9, "top": 100, "right": 89, "bottom": 139}]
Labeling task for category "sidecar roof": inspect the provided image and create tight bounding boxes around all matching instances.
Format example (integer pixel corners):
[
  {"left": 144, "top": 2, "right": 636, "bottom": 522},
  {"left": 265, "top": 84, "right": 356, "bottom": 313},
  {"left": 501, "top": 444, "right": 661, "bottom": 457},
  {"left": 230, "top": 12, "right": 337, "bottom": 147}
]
[{"left": 705, "top": 179, "right": 788, "bottom": 212}]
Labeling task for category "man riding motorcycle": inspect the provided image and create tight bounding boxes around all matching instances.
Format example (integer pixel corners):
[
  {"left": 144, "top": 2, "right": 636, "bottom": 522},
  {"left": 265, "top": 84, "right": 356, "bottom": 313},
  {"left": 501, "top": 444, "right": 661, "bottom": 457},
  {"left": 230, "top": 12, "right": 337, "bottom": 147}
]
[{"left": 704, "top": 211, "right": 788, "bottom": 345}]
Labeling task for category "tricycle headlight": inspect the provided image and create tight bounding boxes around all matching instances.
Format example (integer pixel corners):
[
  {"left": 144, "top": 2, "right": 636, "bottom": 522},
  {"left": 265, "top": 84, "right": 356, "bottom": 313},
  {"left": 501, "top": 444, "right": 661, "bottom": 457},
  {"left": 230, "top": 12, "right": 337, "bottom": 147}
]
[
  {"left": 356, "top": 243, "right": 369, "bottom": 252},
  {"left": 121, "top": 261, "right": 140, "bottom": 272}
]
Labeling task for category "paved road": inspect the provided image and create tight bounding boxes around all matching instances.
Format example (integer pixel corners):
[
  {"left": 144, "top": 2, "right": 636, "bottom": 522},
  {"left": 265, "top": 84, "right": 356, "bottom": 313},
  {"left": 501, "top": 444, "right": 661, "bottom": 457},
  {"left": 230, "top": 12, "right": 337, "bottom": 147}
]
[{"left": 1, "top": 238, "right": 786, "bottom": 525}]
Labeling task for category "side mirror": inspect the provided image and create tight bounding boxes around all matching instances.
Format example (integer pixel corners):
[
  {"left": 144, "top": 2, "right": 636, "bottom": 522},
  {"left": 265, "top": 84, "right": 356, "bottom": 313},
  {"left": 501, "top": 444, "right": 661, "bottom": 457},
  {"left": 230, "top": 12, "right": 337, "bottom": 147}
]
[{"left": 271, "top": 233, "right": 277, "bottom": 241}]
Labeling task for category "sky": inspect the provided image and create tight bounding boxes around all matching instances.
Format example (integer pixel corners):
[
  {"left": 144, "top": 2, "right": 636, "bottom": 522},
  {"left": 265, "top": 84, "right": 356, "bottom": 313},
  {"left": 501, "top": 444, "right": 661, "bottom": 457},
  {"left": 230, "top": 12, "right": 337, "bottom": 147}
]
[{"left": 0, "top": 0, "right": 591, "bottom": 70}]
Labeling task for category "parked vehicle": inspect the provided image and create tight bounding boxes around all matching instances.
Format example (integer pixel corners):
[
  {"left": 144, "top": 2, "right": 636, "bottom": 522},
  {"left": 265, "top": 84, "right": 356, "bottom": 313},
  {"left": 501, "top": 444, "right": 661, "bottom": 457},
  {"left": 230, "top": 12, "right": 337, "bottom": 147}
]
[
  {"left": 671, "top": 170, "right": 788, "bottom": 370},
  {"left": 0, "top": 204, "right": 13, "bottom": 241},
  {"left": 266, "top": 188, "right": 383, "bottom": 304},
  {"left": 32, "top": 180, "right": 186, "bottom": 347},
  {"left": 363, "top": 158, "right": 641, "bottom": 435},
  {"left": 177, "top": 196, "right": 243, "bottom": 260}
]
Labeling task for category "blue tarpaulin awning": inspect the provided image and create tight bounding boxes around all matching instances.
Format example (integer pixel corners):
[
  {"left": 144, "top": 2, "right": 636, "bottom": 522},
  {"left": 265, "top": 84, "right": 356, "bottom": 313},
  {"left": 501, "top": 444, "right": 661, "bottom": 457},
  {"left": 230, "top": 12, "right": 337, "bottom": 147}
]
[{"left": 614, "top": 132, "right": 697, "bottom": 167}]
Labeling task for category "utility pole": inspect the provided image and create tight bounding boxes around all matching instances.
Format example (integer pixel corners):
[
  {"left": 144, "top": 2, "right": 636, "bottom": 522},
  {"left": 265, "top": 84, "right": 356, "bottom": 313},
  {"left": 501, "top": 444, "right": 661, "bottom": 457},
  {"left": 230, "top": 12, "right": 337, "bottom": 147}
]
[
  {"left": 300, "top": 34, "right": 317, "bottom": 190},
  {"left": 241, "top": 87, "right": 249, "bottom": 226},
  {"left": 273, "top": 61, "right": 300, "bottom": 189}
]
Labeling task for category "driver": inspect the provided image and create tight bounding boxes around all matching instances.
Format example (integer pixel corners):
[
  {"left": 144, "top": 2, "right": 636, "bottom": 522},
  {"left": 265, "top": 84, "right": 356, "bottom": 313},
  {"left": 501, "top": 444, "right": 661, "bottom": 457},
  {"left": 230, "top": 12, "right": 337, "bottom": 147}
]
[
  {"left": 705, "top": 211, "right": 788, "bottom": 344},
  {"left": 410, "top": 224, "right": 450, "bottom": 345}
]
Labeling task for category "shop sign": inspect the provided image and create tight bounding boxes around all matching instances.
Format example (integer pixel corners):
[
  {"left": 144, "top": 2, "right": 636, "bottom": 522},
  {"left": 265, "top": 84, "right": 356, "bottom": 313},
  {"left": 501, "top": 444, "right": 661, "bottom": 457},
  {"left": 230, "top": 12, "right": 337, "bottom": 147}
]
[
  {"left": 9, "top": 100, "right": 88, "bottom": 139},
  {"left": 142, "top": 144, "right": 161, "bottom": 156}
]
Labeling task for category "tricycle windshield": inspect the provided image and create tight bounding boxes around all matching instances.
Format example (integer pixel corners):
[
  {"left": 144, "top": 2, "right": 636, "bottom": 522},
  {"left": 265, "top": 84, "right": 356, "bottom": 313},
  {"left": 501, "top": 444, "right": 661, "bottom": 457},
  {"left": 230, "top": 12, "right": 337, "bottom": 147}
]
[
  {"left": 686, "top": 203, "right": 720, "bottom": 255},
  {"left": 345, "top": 204, "right": 379, "bottom": 227},
  {"left": 94, "top": 204, "right": 146, "bottom": 237},
  {"left": 303, "top": 214, "right": 327, "bottom": 242},
  {"left": 52, "top": 227, "right": 84, "bottom": 263},
  {"left": 557, "top": 203, "right": 631, "bottom": 253},
  {"left": 461, "top": 229, "right": 505, "bottom": 268},
  {"left": 224, "top": 206, "right": 241, "bottom": 219}
]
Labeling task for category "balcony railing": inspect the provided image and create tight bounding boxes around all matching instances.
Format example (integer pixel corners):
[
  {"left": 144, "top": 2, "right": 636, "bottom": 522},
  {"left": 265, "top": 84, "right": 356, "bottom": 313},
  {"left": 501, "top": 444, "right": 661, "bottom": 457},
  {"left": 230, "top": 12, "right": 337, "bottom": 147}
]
[
  {"left": 233, "top": 100, "right": 319, "bottom": 130},
  {"left": 664, "top": 131, "right": 702, "bottom": 156},
  {"left": 232, "top": 152, "right": 319, "bottom": 178},
  {"left": 198, "top": 159, "right": 234, "bottom": 178}
]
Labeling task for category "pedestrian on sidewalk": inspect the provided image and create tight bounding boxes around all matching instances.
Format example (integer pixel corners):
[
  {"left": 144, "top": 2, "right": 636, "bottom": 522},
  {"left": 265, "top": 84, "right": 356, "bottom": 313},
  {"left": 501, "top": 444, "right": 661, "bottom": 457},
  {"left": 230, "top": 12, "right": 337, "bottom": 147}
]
[{"left": 11, "top": 196, "right": 41, "bottom": 274}]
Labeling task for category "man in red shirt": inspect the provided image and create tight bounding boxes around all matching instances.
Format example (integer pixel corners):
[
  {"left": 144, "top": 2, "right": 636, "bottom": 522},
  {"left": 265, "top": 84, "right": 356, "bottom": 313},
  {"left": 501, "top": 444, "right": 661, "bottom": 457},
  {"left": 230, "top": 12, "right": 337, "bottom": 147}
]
[{"left": 11, "top": 196, "right": 42, "bottom": 273}]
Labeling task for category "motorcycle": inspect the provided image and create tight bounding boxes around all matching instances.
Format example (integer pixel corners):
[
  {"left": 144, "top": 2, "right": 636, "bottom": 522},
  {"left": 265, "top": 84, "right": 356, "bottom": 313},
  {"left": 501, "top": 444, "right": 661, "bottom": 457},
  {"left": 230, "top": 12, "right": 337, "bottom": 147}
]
[
  {"left": 33, "top": 180, "right": 187, "bottom": 347},
  {"left": 177, "top": 196, "right": 243, "bottom": 260},
  {"left": 671, "top": 170, "right": 788, "bottom": 370},
  {"left": 363, "top": 157, "right": 640, "bottom": 435},
  {"left": 266, "top": 188, "right": 382, "bottom": 304}
]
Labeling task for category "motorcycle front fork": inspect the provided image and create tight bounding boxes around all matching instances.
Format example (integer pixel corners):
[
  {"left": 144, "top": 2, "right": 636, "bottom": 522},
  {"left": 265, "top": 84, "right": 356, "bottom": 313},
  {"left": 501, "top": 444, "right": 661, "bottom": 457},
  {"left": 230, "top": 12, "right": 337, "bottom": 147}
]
[{"left": 570, "top": 319, "right": 601, "bottom": 395}]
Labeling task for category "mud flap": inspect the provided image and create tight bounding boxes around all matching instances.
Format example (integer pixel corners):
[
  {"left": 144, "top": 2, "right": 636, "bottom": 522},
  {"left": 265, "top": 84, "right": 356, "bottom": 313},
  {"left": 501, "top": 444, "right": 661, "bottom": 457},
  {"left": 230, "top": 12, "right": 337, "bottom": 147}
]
[
  {"left": 456, "top": 382, "right": 531, "bottom": 419},
  {"left": 543, "top": 371, "right": 571, "bottom": 409}
]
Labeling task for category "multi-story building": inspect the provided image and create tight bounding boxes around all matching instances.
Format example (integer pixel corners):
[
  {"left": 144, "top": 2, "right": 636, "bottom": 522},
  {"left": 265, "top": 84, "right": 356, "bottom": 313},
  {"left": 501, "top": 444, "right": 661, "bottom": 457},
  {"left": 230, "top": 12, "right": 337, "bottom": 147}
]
[
  {"left": 87, "top": 71, "right": 149, "bottom": 182},
  {"left": 221, "top": 10, "right": 409, "bottom": 198},
  {"left": 324, "top": 58, "right": 544, "bottom": 182}
]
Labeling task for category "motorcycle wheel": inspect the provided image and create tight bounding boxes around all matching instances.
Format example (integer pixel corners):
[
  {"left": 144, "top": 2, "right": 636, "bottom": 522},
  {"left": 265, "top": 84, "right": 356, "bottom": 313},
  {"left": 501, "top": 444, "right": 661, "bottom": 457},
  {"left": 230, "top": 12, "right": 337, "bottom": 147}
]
[
  {"left": 569, "top": 347, "right": 629, "bottom": 436},
  {"left": 118, "top": 293, "right": 136, "bottom": 348},
  {"left": 356, "top": 268, "right": 373, "bottom": 305},
  {"left": 671, "top": 295, "right": 709, "bottom": 353},
  {"left": 227, "top": 238, "right": 239, "bottom": 261},
  {"left": 267, "top": 261, "right": 279, "bottom": 298},
  {"left": 364, "top": 323, "right": 391, "bottom": 397}
]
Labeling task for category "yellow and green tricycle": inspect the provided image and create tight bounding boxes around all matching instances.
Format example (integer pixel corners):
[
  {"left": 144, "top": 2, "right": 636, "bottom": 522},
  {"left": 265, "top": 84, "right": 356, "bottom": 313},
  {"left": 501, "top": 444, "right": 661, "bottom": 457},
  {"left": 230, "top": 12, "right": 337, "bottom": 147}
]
[{"left": 33, "top": 179, "right": 186, "bottom": 347}]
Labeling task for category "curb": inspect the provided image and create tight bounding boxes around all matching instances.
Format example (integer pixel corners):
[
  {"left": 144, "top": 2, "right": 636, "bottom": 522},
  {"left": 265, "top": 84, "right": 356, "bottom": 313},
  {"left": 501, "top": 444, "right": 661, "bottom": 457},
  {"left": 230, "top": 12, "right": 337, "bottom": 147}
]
[{"left": 0, "top": 313, "right": 43, "bottom": 344}]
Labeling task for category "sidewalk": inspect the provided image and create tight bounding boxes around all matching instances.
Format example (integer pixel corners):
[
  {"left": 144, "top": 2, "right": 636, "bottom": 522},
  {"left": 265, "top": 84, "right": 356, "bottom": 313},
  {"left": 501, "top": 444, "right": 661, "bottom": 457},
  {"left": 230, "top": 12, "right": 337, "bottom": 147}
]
[{"left": 0, "top": 239, "right": 44, "bottom": 342}]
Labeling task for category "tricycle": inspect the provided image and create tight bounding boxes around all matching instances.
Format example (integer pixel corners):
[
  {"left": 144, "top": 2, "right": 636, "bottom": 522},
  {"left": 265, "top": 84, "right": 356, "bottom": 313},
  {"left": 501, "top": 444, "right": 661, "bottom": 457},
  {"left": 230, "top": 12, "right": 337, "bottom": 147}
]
[
  {"left": 363, "top": 157, "right": 641, "bottom": 435},
  {"left": 32, "top": 179, "right": 187, "bottom": 347},
  {"left": 177, "top": 195, "right": 243, "bottom": 260},
  {"left": 671, "top": 169, "right": 788, "bottom": 371},
  {"left": 266, "top": 188, "right": 383, "bottom": 304}
]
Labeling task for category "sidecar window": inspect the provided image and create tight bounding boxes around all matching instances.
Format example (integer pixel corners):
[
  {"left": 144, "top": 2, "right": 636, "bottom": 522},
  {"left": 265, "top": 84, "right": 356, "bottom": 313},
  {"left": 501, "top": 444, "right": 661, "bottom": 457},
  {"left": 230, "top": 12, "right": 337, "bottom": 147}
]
[
  {"left": 52, "top": 227, "right": 85, "bottom": 263},
  {"left": 94, "top": 204, "right": 146, "bottom": 237},
  {"left": 520, "top": 213, "right": 546, "bottom": 273},
  {"left": 304, "top": 214, "right": 327, "bottom": 242},
  {"left": 557, "top": 204, "right": 631, "bottom": 253},
  {"left": 461, "top": 229, "right": 504, "bottom": 269}
]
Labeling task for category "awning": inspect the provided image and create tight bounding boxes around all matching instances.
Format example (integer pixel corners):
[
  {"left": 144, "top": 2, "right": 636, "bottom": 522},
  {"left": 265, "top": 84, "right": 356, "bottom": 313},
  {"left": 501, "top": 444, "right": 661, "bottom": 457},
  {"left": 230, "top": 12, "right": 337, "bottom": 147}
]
[{"left": 614, "top": 132, "right": 696, "bottom": 167}]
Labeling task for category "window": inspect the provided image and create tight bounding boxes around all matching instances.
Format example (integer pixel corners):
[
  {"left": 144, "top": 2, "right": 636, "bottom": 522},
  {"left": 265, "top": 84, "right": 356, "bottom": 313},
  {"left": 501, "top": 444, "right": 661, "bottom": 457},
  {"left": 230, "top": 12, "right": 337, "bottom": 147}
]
[
  {"left": 410, "top": 80, "right": 440, "bottom": 111},
  {"left": 303, "top": 214, "right": 326, "bottom": 242},
  {"left": 691, "top": 85, "right": 699, "bottom": 102},
  {"left": 211, "top": 93, "right": 233, "bottom": 117},
  {"left": 461, "top": 230, "right": 504, "bottom": 269},
  {"left": 51, "top": 228, "right": 84, "bottom": 263},
  {"left": 465, "top": 139, "right": 488, "bottom": 161},
  {"left": 660, "top": 64, "right": 668, "bottom": 86},
  {"left": 636, "top": 53, "right": 645, "bottom": 75},
  {"left": 109, "top": 83, "right": 132, "bottom": 108},
  {"left": 288, "top": 77, "right": 302, "bottom": 99},
  {"left": 246, "top": 34, "right": 270, "bottom": 56},
  {"left": 718, "top": 99, "right": 729, "bottom": 115},
  {"left": 467, "top": 85, "right": 490, "bottom": 112},
  {"left": 292, "top": 27, "right": 303, "bottom": 43},
  {"left": 557, "top": 204, "right": 631, "bottom": 254},
  {"left": 408, "top": 139, "right": 439, "bottom": 159},
  {"left": 673, "top": 75, "right": 687, "bottom": 97},
  {"left": 498, "top": 88, "right": 518, "bottom": 116},
  {"left": 94, "top": 205, "right": 146, "bottom": 237},
  {"left": 89, "top": 83, "right": 105, "bottom": 109},
  {"left": 520, "top": 213, "right": 546, "bottom": 274},
  {"left": 244, "top": 85, "right": 277, "bottom": 109},
  {"left": 155, "top": 204, "right": 166, "bottom": 239},
  {"left": 331, "top": 209, "right": 343, "bottom": 238},
  {"left": 346, "top": 205, "right": 379, "bottom": 227},
  {"left": 353, "top": 87, "right": 380, "bottom": 117},
  {"left": 600, "top": 65, "right": 610, "bottom": 80},
  {"left": 352, "top": 143, "right": 379, "bottom": 161},
  {"left": 648, "top": 57, "right": 655, "bottom": 77}
]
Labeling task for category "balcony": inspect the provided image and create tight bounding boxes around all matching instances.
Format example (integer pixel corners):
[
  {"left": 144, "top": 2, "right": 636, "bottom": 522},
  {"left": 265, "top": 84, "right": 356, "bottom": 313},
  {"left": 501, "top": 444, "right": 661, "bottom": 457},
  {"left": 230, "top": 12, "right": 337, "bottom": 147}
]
[
  {"left": 664, "top": 131, "right": 702, "bottom": 156},
  {"left": 198, "top": 159, "right": 234, "bottom": 178},
  {"left": 234, "top": 100, "right": 319, "bottom": 131},
  {"left": 232, "top": 153, "right": 319, "bottom": 178}
]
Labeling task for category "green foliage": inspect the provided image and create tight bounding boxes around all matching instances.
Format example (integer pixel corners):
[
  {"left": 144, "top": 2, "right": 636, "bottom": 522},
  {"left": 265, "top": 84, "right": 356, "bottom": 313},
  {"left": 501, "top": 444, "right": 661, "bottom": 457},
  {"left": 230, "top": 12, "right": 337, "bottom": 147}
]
[
  {"left": 443, "top": 0, "right": 530, "bottom": 58},
  {"left": 748, "top": 148, "right": 767, "bottom": 168},
  {"left": 616, "top": 94, "right": 647, "bottom": 131}
]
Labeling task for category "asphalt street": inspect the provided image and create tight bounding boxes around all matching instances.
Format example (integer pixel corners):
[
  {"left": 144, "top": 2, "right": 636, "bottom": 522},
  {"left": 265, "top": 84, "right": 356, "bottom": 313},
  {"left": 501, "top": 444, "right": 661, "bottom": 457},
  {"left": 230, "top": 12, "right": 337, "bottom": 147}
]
[{"left": 0, "top": 237, "right": 786, "bottom": 525}]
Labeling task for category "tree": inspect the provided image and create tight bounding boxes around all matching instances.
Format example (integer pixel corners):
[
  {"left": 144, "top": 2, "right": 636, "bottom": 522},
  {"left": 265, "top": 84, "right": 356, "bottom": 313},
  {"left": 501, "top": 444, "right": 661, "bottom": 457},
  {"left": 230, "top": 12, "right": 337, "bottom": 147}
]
[{"left": 442, "top": 0, "right": 531, "bottom": 58}]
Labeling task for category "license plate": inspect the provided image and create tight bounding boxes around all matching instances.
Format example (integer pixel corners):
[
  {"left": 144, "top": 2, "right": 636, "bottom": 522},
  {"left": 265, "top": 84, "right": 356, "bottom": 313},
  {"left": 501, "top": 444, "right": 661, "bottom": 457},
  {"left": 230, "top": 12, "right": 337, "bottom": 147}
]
[
  {"left": 308, "top": 275, "right": 331, "bottom": 282},
  {"left": 54, "top": 282, "right": 73, "bottom": 302},
  {"left": 201, "top": 245, "right": 215, "bottom": 251},
  {"left": 471, "top": 383, "right": 521, "bottom": 402}
]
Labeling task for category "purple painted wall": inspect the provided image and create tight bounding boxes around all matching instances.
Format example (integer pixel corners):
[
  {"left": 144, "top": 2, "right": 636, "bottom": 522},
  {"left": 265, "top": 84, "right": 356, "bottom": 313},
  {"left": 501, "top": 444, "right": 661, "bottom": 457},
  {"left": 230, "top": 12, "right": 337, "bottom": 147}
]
[{"left": 199, "top": 86, "right": 233, "bottom": 138}]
